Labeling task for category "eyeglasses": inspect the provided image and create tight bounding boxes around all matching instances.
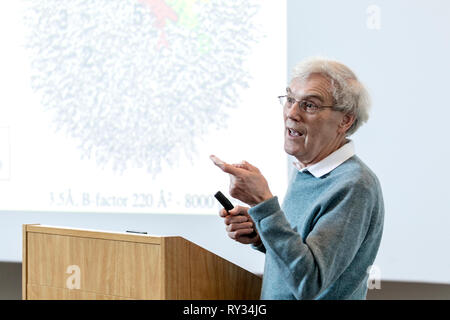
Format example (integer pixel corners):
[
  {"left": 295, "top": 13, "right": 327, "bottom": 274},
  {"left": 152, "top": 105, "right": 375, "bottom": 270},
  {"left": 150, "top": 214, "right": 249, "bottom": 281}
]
[{"left": 278, "top": 95, "right": 336, "bottom": 114}]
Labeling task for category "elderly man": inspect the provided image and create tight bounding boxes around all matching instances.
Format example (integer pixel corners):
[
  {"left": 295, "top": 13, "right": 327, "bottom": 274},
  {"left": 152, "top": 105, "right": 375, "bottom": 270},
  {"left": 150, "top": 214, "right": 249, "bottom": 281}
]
[{"left": 210, "top": 57, "right": 384, "bottom": 300}]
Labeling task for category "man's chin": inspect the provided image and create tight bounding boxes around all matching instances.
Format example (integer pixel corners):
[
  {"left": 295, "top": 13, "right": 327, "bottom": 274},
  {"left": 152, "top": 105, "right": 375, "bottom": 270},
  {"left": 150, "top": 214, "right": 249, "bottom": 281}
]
[
  {"left": 284, "top": 142, "right": 309, "bottom": 161},
  {"left": 284, "top": 145, "right": 301, "bottom": 157}
]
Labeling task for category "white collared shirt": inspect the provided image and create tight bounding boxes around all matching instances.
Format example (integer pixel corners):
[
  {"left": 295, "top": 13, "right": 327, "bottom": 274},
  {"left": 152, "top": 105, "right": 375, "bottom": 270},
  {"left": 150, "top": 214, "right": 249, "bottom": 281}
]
[{"left": 293, "top": 140, "right": 355, "bottom": 178}]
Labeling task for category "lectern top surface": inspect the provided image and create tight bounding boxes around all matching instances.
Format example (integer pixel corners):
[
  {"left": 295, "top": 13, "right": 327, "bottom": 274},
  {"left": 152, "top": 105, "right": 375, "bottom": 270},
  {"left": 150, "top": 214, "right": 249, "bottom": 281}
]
[{"left": 24, "top": 224, "right": 182, "bottom": 245}]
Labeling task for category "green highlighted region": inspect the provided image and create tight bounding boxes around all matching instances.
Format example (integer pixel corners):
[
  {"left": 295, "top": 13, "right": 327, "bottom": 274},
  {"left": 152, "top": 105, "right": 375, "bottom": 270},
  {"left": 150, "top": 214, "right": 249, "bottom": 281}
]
[{"left": 166, "top": 0, "right": 211, "bottom": 53}]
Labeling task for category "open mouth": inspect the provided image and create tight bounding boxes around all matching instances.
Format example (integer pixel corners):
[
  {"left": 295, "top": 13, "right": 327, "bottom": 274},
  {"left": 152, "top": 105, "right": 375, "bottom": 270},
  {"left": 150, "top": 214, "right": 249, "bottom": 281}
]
[{"left": 287, "top": 128, "right": 304, "bottom": 137}]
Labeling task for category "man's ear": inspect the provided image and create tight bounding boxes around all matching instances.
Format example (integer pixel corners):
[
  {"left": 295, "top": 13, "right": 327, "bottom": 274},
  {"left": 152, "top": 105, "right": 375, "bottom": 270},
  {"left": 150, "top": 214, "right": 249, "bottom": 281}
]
[{"left": 339, "top": 113, "right": 355, "bottom": 134}]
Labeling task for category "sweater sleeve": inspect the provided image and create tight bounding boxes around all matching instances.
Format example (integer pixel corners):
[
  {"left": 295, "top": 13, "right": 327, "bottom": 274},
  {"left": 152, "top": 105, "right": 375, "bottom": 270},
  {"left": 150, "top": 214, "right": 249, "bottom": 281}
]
[{"left": 248, "top": 181, "right": 377, "bottom": 299}]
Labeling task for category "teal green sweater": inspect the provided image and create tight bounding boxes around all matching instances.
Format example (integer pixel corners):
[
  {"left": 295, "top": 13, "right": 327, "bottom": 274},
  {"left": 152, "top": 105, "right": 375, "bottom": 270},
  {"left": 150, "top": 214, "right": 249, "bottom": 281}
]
[{"left": 249, "top": 156, "right": 384, "bottom": 300}]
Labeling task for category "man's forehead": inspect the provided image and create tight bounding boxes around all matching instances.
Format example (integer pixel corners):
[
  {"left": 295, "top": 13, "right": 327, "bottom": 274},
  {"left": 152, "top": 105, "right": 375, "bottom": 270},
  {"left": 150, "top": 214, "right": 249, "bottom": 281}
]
[{"left": 287, "top": 74, "right": 333, "bottom": 99}]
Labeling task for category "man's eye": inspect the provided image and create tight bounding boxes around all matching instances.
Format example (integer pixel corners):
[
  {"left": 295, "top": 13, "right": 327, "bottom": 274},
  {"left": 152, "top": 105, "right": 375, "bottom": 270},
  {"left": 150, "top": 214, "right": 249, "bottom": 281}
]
[
  {"left": 287, "top": 97, "right": 296, "bottom": 104},
  {"left": 304, "top": 101, "right": 319, "bottom": 110}
]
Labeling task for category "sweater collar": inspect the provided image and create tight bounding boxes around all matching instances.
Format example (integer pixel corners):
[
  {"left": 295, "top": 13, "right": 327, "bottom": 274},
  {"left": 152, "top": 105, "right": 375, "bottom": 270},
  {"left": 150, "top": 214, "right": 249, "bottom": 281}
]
[{"left": 293, "top": 140, "right": 355, "bottom": 178}]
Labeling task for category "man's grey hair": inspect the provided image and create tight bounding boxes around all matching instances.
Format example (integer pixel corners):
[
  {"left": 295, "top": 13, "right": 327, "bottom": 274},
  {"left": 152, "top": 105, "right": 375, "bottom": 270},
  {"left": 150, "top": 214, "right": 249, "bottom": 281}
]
[{"left": 291, "top": 57, "right": 371, "bottom": 136}]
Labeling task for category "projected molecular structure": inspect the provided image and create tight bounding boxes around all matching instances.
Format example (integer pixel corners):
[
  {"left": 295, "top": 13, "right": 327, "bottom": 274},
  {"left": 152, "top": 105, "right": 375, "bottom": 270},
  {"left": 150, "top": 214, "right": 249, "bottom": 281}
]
[{"left": 24, "top": 0, "right": 259, "bottom": 175}]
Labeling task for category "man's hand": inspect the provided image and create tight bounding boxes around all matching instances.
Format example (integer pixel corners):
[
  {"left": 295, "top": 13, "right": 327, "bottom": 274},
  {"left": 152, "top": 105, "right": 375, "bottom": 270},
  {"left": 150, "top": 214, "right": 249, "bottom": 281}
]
[
  {"left": 219, "top": 205, "right": 262, "bottom": 246},
  {"left": 210, "top": 155, "right": 273, "bottom": 207}
]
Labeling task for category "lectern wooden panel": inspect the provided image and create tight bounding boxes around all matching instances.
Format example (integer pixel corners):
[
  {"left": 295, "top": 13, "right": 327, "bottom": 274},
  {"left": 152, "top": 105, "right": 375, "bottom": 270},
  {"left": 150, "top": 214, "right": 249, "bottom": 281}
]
[{"left": 22, "top": 224, "right": 262, "bottom": 300}]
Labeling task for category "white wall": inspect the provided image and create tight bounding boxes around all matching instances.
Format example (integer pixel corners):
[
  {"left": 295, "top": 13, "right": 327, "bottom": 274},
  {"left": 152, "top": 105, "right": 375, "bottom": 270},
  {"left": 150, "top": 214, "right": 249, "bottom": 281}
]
[{"left": 287, "top": 0, "right": 450, "bottom": 284}]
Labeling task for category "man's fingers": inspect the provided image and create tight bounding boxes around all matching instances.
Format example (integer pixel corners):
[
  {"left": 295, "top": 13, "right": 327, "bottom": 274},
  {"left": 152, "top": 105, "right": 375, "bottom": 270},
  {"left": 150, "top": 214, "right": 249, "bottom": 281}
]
[
  {"left": 226, "top": 221, "right": 253, "bottom": 232},
  {"left": 242, "top": 161, "right": 261, "bottom": 173},
  {"left": 228, "top": 205, "right": 247, "bottom": 216},
  {"left": 209, "top": 155, "right": 226, "bottom": 169},
  {"left": 229, "top": 228, "right": 257, "bottom": 240},
  {"left": 219, "top": 208, "right": 228, "bottom": 218},
  {"left": 210, "top": 155, "right": 247, "bottom": 176},
  {"left": 224, "top": 215, "right": 248, "bottom": 225},
  {"left": 220, "top": 205, "right": 248, "bottom": 218},
  {"left": 233, "top": 160, "right": 260, "bottom": 173},
  {"left": 222, "top": 163, "right": 246, "bottom": 176}
]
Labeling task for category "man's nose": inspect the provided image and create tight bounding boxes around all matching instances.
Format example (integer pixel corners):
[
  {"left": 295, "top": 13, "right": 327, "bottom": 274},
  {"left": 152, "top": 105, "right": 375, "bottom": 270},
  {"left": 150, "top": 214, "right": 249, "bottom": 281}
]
[{"left": 286, "top": 101, "right": 302, "bottom": 121}]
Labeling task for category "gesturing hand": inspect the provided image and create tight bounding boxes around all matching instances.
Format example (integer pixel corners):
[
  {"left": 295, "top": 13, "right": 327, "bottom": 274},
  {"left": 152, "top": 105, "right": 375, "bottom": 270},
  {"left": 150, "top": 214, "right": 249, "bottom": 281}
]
[{"left": 210, "top": 155, "right": 273, "bottom": 207}]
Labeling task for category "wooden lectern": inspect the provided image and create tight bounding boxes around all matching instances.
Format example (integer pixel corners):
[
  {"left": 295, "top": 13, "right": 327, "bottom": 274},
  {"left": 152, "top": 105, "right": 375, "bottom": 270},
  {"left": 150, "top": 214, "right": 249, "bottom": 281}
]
[{"left": 22, "top": 224, "right": 262, "bottom": 300}]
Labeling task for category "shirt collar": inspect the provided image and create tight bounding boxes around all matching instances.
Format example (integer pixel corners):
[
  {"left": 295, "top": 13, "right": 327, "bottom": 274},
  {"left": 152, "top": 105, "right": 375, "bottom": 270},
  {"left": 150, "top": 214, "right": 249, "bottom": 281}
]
[{"left": 293, "top": 140, "right": 355, "bottom": 178}]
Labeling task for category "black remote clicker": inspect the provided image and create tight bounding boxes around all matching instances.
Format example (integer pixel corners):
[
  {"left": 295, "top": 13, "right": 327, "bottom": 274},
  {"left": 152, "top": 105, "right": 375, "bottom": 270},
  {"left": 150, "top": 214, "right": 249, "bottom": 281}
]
[
  {"left": 214, "top": 191, "right": 234, "bottom": 212},
  {"left": 214, "top": 191, "right": 257, "bottom": 238}
]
